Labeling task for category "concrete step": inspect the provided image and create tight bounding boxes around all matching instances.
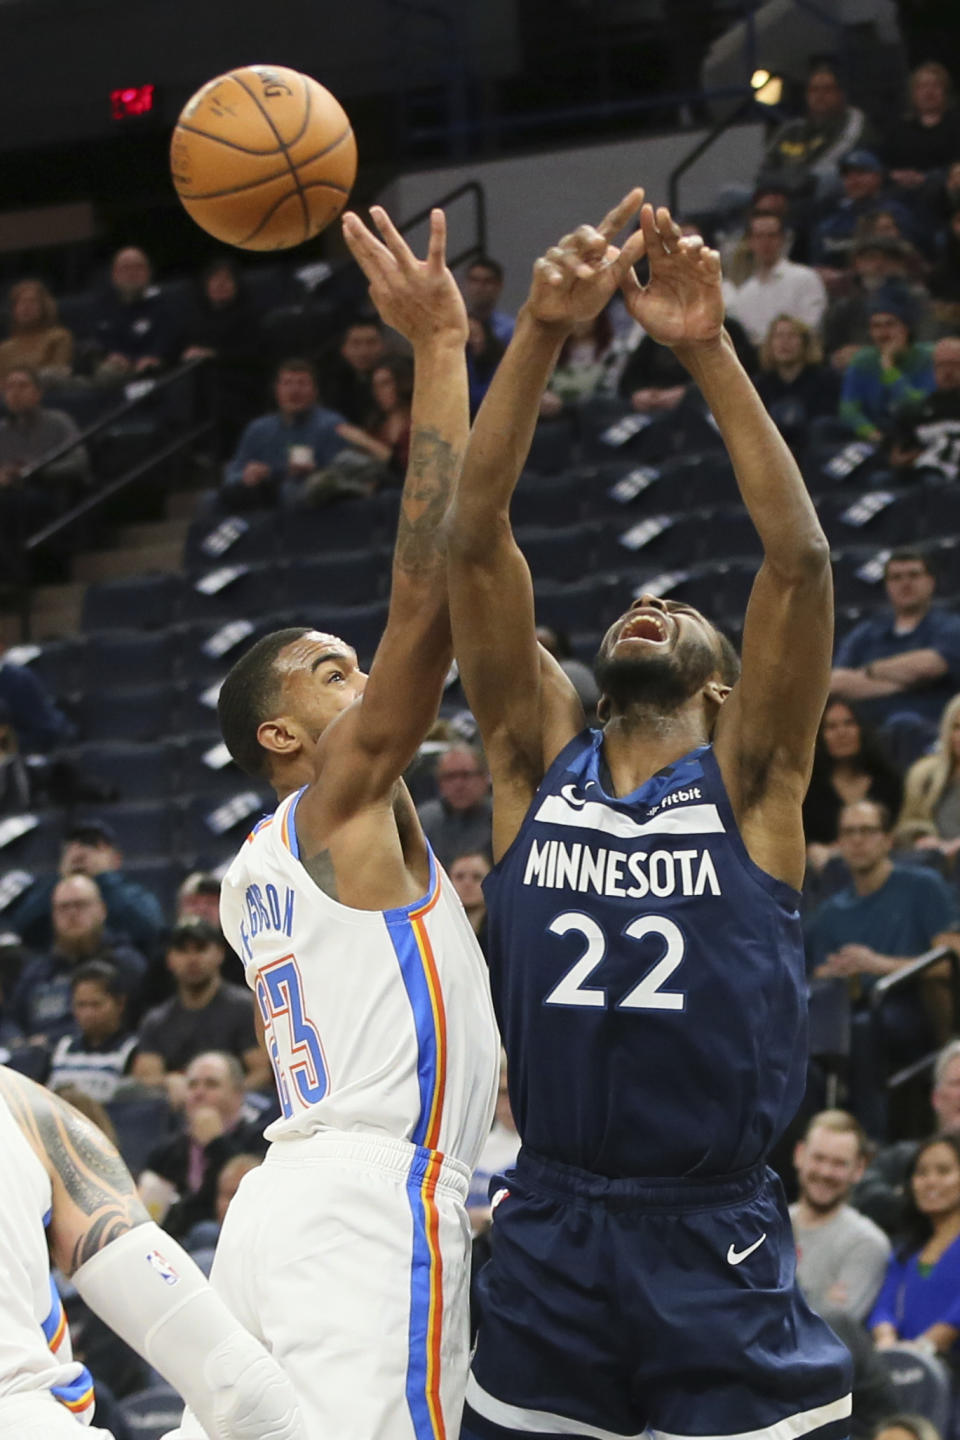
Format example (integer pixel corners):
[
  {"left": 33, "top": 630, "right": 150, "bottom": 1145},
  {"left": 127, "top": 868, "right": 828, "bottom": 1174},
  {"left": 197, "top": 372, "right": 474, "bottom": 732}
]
[
  {"left": 116, "top": 518, "right": 191, "bottom": 549},
  {"left": 27, "top": 582, "right": 85, "bottom": 639},
  {"left": 166, "top": 488, "right": 203, "bottom": 521},
  {"left": 72, "top": 539, "right": 185, "bottom": 583}
]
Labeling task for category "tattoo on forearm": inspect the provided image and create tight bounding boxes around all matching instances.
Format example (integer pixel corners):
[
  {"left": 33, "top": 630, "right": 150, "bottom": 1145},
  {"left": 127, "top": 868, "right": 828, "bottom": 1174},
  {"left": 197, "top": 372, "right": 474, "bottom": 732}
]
[
  {"left": 395, "top": 426, "right": 461, "bottom": 574},
  {"left": 0, "top": 1069, "right": 148, "bottom": 1275}
]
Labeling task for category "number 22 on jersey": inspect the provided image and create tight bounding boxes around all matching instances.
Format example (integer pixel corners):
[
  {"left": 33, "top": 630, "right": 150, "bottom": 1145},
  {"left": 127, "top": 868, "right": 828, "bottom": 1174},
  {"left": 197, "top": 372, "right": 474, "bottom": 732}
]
[
  {"left": 544, "top": 912, "right": 687, "bottom": 1011},
  {"left": 255, "top": 955, "right": 328, "bottom": 1118}
]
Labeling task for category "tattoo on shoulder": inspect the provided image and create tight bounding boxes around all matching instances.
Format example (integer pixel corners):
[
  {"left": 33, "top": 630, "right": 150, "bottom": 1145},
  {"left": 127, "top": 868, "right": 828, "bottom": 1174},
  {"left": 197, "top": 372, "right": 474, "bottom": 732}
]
[
  {"left": 395, "top": 425, "right": 461, "bottom": 574},
  {"left": 0, "top": 1069, "right": 148, "bottom": 1274},
  {"left": 302, "top": 847, "right": 339, "bottom": 899}
]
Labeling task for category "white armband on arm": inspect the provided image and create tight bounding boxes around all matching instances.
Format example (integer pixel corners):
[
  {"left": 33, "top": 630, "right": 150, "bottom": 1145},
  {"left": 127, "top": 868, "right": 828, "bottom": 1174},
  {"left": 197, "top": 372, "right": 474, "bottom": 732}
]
[{"left": 72, "top": 1222, "right": 302, "bottom": 1440}]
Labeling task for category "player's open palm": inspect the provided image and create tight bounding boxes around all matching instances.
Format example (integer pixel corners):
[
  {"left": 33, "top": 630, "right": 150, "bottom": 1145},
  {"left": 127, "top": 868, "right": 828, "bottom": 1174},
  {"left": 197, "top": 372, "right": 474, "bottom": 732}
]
[
  {"left": 621, "top": 204, "right": 724, "bottom": 349},
  {"left": 342, "top": 204, "right": 468, "bottom": 347},
  {"left": 526, "top": 188, "right": 646, "bottom": 329}
]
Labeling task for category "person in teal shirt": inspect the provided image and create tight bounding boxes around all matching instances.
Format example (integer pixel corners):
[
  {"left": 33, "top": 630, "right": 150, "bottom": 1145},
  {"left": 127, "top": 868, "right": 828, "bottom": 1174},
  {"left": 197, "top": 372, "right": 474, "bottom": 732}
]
[{"left": 839, "top": 292, "right": 934, "bottom": 440}]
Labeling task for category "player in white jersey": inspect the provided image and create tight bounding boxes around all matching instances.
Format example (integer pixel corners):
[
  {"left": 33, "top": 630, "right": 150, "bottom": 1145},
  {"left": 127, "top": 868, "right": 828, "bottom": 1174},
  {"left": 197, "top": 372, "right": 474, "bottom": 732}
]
[
  {"left": 169, "top": 209, "right": 500, "bottom": 1440},
  {"left": 0, "top": 1064, "right": 303, "bottom": 1439}
]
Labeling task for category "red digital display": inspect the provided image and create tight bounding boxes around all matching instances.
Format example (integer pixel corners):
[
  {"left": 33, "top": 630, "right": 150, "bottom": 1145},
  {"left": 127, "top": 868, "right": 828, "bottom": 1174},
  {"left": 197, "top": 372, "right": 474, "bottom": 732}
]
[{"left": 110, "top": 84, "right": 155, "bottom": 120}]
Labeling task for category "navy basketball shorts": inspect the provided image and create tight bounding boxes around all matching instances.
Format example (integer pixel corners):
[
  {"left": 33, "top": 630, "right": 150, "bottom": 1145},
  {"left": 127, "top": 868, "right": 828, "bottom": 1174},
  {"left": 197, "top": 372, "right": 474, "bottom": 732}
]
[{"left": 463, "top": 1150, "right": 852, "bottom": 1440}]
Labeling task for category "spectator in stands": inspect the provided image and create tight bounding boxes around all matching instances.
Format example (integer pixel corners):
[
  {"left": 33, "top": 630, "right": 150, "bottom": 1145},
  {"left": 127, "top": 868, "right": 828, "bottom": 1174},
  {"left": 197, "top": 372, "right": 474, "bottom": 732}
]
[
  {"left": 838, "top": 296, "right": 934, "bottom": 442},
  {"left": 0, "top": 702, "right": 33, "bottom": 816},
  {"left": 46, "top": 960, "right": 137, "bottom": 1103},
  {"left": 317, "top": 317, "right": 387, "bottom": 425},
  {"left": 8, "top": 818, "right": 165, "bottom": 955},
  {"left": 870, "top": 1134, "right": 960, "bottom": 1353},
  {"left": 825, "top": 238, "right": 935, "bottom": 371},
  {"left": 137, "top": 1050, "right": 270, "bottom": 1238},
  {"left": 10, "top": 873, "right": 147, "bottom": 1043},
  {"left": 804, "top": 699, "right": 904, "bottom": 873},
  {"left": 132, "top": 918, "right": 267, "bottom": 1092},
  {"left": 888, "top": 336, "right": 960, "bottom": 481},
  {"left": 449, "top": 851, "right": 490, "bottom": 955},
  {"left": 896, "top": 693, "right": 960, "bottom": 858},
  {"left": 221, "top": 356, "right": 386, "bottom": 509},
  {"left": 365, "top": 355, "right": 413, "bottom": 476},
  {"left": 213, "top": 1151, "right": 261, "bottom": 1226},
  {"left": 759, "top": 60, "right": 876, "bottom": 199},
  {"left": 462, "top": 255, "right": 514, "bottom": 344},
  {"left": 179, "top": 257, "right": 264, "bottom": 447},
  {"left": 617, "top": 313, "right": 757, "bottom": 420},
  {"left": 755, "top": 314, "right": 841, "bottom": 456},
  {"left": 723, "top": 212, "right": 828, "bottom": 346},
  {"left": 0, "top": 280, "right": 73, "bottom": 383},
  {"left": 928, "top": 205, "right": 960, "bottom": 328},
  {"left": 416, "top": 744, "right": 493, "bottom": 868},
  {"left": 466, "top": 315, "right": 506, "bottom": 416},
  {"left": 831, "top": 549, "right": 960, "bottom": 741},
  {"left": 717, "top": 184, "right": 797, "bottom": 288},
  {"left": 855, "top": 1039, "right": 960, "bottom": 1235},
  {"left": 790, "top": 1109, "right": 891, "bottom": 1321},
  {"left": 176, "top": 870, "right": 222, "bottom": 928},
  {"left": 0, "top": 368, "right": 90, "bottom": 552},
  {"left": 806, "top": 799, "right": 960, "bottom": 1132},
  {"left": 536, "top": 624, "right": 600, "bottom": 715},
  {"left": 882, "top": 62, "right": 960, "bottom": 195},
  {"left": 544, "top": 310, "right": 617, "bottom": 408},
  {"left": 872, "top": 1420, "right": 942, "bottom": 1440},
  {"left": 0, "top": 645, "right": 73, "bottom": 752},
  {"left": 91, "top": 245, "right": 178, "bottom": 380},
  {"left": 467, "top": 1051, "right": 519, "bottom": 1236},
  {"left": 811, "top": 151, "right": 920, "bottom": 273}
]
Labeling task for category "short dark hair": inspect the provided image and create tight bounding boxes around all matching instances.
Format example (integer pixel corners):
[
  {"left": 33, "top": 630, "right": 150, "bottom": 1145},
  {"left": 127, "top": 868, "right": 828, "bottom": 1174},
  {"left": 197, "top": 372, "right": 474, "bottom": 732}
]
[
  {"left": 467, "top": 255, "right": 504, "bottom": 283},
  {"left": 168, "top": 917, "right": 224, "bottom": 951},
  {"left": 716, "top": 630, "right": 741, "bottom": 687},
  {"left": 274, "top": 357, "right": 317, "bottom": 384},
  {"left": 343, "top": 316, "right": 382, "bottom": 335},
  {"left": 884, "top": 547, "right": 935, "bottom": 580},
  {"left": 840, "top": 797, "right": 893, "bottom": 833},
  {"left": 71, "top": 960, "right": 125, "bottom": 999},
  {"left": 218, "top": 627, "right": 310, "bottom": 779}
]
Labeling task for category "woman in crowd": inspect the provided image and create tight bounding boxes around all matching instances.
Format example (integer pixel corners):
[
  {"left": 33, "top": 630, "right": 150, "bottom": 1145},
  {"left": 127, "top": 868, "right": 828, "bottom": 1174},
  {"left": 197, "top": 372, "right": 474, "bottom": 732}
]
[
  {"left": 0, "top": 279, "right": 73, "bottom": 382},
  {"left": 928, "top": 206, "right": 960, "bottom": 328},
  {"left": 883, "top": 63, "right": 960, "bottom": 192},
  {"left": 804, "top": 698, "right": 903, "bottom": 872},
  {"left": 546, "top": 308, "right": 616, "bottom": 405},
  {"left": 47, "top": 960, "right": 138, "bottom": 1104},
  {"left": 896, "top": 694, "right": 960, "bottom": 859},
  {"left": 448, "top": 851, "right": 490, "bottom": 955},
  {"left": 755, "top": 314, "right": 840, "bottom": 457},
  {"left": 365, "top": 355, "right": 413, "bottom": 475},
  {"left": 179, "top": 256, "right": 265, "bottom": 447},
  {"left": 466, "top": 314, "right": 505, "bottom": 415},
  {"left": 870, "top": 1135, "right": 960, "bottom": 1355}
]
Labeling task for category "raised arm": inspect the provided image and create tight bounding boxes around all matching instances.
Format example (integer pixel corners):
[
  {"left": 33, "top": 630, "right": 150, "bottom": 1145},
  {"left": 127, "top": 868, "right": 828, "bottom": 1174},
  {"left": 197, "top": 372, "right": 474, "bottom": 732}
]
[
  {"left": 447, "top": 191, "right": 645, "bottom": 857},
  {"left": 308, "top": 207, "right": 469, "bottom": 814},
  {"left": 0, "top": 1066, "right": 303, "bottom": 1440},
  {"left": 620, "top": 206, "right": 832, "bottom": 887}
]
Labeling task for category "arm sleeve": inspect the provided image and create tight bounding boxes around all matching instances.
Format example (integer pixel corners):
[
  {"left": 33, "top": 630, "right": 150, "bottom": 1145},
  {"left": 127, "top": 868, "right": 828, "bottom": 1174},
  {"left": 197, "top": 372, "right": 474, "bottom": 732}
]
[
  {"left": 839, "top": 360, "right": 879, "bottom": 438},
  {"left": 0, "top": 663, "right": 74, "bottom": 752},
  {"left": 838, "top": 1232, "right": 892, "bottom": 1321},
  {"left": 922, "top": 873, "right": 960, "bottom": 937},
  {"left": 224, "top": 419, "right": 263, "bottom": 487},
  {"left": 834, "top": 620, "right": 872, "bottom": 668},
  {"left": 926, "top": 613, "right": 960, "bottom": 678},
  {"left": 96, "top": 872, "right": 166, "bottom": 952},
  {"left": 867, "top": 1254, "right": 903, "bottom": 1329}
]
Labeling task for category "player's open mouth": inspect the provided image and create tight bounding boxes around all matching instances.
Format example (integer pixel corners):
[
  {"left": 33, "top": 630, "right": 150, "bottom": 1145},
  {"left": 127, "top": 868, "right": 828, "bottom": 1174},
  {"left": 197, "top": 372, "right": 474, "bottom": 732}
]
[{"left": 618, "top": 612, "right": 672, "bottom": 645}]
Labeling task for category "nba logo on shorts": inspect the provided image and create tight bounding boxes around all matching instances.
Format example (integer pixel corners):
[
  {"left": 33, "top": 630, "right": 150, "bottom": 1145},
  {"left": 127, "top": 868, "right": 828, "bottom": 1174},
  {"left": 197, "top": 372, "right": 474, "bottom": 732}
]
[{"left": 146, "top": 1249, "right": 180, "bottom": 1286}]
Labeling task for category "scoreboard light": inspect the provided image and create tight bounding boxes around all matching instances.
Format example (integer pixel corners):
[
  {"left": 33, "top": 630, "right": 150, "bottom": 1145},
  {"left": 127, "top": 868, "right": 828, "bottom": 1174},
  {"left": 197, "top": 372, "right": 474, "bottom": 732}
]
[{"left": 111, "top": 85, "right": 156, "bottom": 120}]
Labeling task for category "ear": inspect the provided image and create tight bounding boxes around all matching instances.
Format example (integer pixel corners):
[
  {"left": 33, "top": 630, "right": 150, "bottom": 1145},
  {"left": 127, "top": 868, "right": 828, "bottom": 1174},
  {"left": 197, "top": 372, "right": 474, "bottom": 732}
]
[
  {"left": 256, "top": 715, "right": 303, "bottom": 762},
  {"left": 596, "top": 694, "right": 611, "bottom": 725}
]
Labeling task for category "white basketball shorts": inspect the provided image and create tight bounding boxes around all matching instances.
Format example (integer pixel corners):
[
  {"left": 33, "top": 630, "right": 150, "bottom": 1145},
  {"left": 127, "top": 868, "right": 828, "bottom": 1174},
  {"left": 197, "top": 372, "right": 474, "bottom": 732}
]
[{"left": 165, "top": 1130, "right": 473, "bottom": 1440}]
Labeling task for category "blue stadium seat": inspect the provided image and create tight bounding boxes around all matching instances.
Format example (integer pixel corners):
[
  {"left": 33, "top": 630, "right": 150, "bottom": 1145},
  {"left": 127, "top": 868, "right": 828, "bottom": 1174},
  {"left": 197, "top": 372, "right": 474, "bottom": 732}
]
[
  {"left": 285, "top": 549, "right": 390, "bottom": 609},
  {"left": 292, "top": 601, "right": 389, "bottom": 667},
  {"left": 511, "top": 473, "right": 585, "bottom": 530},
  {"left": 525, "top": 414, "right": 578, "bottom": 476},
  {"left": 697, "top": 508, "right": 763, "bottom": 564},
  {"left": 0, "top": 810, "right": 63, "bottom": 870},
  {"left": 66, "top": 741, "right": 176, "bottom": 802},
  {"left": 118, "top": 1383, "right": 184, "bottom": 1440},
  {"left": 831, "top": 549, "right": 887, "bottom": 610},
  {"left": 172, "top": 733, "right": 251, "bottom": 799},
  {"left": 534, "top": 577, "right": 623, "bottom": 636},
  {"left": 76, "top": 801, "right": 175, "bottom": 859},
  {"left": 180, "top": 561, "right": 284, "bottom": 623},
  {"left": 183, "top": 511, "right": 279, "bottom": 573},
  {"left": 74, "top": 684, "right": 178, "bottom": 744},
  {"left": 121, "top": 858, "right": 183, "bottom": 918},
  {"left": 17, "top": 638, "right": 84, "bottom": 699},
  {"left": 54, "top": 290, "right": 98, "bottom": 339},
  {"left": 874, "top": 1345, "right": 951, "bottom": 1434},
  {"left": 83, "top": 629, "right": 178, "bottom": 688},
  {"left": 518, "top": 524, "right": 596, "bottom": 584},
  {"left": 105, "top": 1093, "right": 176, "bottom": 1176},
  {"left": 278, "top": 499, "right": 384, "bottom": 557},
  {"left": 81, "top": 574, "right": 183, "bottom": 632},
  {"left": 179, "top": 789, "right": 272, "bottom": 868}
]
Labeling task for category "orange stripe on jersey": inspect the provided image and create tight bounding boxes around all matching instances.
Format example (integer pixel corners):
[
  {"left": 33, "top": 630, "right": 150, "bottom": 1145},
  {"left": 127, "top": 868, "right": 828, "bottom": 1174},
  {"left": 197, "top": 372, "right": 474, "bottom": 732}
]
[
  {"left": 421, "top": 1150, "right": 446, "bottom": 1440},
  {"left": 246, "top": 816, "right": 273, "bottom": 843},
  {"left": 412, "top": 915, "right": 447, "bottom": 1153},
  {"left": 62, "top": 1383, "right": 95, "bottom": 1413},
  {"left": 48, "top": 1306, "right": 67, "bottom": 1354}
]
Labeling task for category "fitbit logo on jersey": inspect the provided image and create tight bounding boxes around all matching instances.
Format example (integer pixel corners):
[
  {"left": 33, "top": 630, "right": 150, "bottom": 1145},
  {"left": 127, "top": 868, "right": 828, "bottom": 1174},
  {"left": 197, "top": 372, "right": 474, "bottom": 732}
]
[
  {"left": 239, "top": 881, "right": 295, "bottom": 959},
  {"left": 522, "top": 839, "right": 721, "bottom": 898}
]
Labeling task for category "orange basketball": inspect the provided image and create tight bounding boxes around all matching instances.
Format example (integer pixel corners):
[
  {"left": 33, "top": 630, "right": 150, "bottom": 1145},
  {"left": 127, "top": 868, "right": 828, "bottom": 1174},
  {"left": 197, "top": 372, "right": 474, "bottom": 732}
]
[{"left": 170, "top": 64, "right": 357, "bottom": 251}]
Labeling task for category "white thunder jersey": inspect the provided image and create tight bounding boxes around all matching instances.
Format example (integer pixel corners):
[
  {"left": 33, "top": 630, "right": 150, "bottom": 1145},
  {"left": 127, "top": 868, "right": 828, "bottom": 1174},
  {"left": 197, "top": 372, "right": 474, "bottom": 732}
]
[
  {"left": 0, "top": 1095, "right": 96, "bottom": 1423},
  {"left": 221, "top": 787, "right": 500, "bottom": 1169}
]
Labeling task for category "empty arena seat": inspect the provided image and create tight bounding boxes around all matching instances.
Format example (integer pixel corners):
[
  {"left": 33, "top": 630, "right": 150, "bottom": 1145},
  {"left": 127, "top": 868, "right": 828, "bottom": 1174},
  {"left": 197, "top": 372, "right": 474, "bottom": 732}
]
[
  {"left": 525, "top": 414, "right": 578, "bottom": 476},
  {"left": 830, "top": 549, "right": 887, "bottom": 609},
  {"left": 292, "top": 600, "right": 389, "bottom": 667},
  {"left": 179, "top": 789, "right": 272, "bottom": 867},
  {"left": 0, "top": 811, "right": 62, "bottom": 870},
  {"left": 81, "top": 574, "right": 183, "bottom": 632},
  {"left": 119, "top": 1383, "right": 185, "bottom": 1440},
  {"left": 510, "top": 473, "right": 584, "bottom": 530},
  {"left": 75, "top": 801, "right": 175, "bottom": 859},
  {"left": 874, "top": 1345, "right": 951, "bottom": 1434},
  {"left": 534, "top": 577, "right": 622, "bottom": 636},
  {"left": 517, "top": 524, "right": 596, "bottom": 584},
  {"left": 66, "top": 741, "right": 175, "bottom": 802},
  {"left": 285, "top": 549, "right": 390, "bottom": 609},
  {"left": 120, "top": 859, "right": 183, "bottom": 918},
  {"left": 278, "top": 498, "right": 384, "bottom": 557},
  {"left": 74, "top": 684, "right": 178, "bottom": 744},
  {"left": 83, "top": 629, "right": 178, "bottom": 688},
  {"left": 180, "top": 560, "right": 284, "bottom": 622},
  {"left": 15, "top": 638, "right": 84, "bottom": 699},
  {"left": 183, "top": 511, "right": 279, "bottom": 573},
  {"left": 172, "top": 733, "right": 250, "bottom": 799}
]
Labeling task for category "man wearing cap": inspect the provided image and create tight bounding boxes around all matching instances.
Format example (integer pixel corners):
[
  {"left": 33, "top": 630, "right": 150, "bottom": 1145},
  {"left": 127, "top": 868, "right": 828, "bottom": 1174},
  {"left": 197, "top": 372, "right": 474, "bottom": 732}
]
[
  {"left": 825, "top": 236, "right": 935, "bottom": 369},
  {"left": 9, "top": 872, "right": 148, "bottom": 1043},
  {"left": 132, "top": 918, "right": 267, "bottom": 1092},
  {"left": 889, "top": 335, "right": 960, "bottom": 480},
  {"left": 6, "top": 818, "right": 166, "bottom": 956},
  {"left": 811, "top": 150, "right": 920, "bottom": 271},
  {"left": 759, "top": 61, "right": 877, "bottom": 198},
  {"left": 839, "top": 293, "right": 934, "bottom": 441}
]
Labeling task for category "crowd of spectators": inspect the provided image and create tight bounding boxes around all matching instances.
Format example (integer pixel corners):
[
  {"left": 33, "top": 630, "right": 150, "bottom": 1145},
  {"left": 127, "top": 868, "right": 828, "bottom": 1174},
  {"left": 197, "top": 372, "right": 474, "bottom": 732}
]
[{"left": 1, "top": 42, "right": 960, "bottom": 1438}]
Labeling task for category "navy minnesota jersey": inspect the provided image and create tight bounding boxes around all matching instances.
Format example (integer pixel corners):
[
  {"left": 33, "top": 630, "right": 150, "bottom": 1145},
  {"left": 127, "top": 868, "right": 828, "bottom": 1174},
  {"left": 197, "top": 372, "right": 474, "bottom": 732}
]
[{"left": 484, "top": 730, "right": 808, "bottom": 1179}]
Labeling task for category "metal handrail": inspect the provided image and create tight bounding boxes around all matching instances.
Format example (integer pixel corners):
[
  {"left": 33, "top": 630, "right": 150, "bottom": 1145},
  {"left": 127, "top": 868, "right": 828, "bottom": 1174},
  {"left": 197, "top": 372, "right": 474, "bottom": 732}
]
[{"left": 869, "top": 942, "right": 960, "bottom": 1093}]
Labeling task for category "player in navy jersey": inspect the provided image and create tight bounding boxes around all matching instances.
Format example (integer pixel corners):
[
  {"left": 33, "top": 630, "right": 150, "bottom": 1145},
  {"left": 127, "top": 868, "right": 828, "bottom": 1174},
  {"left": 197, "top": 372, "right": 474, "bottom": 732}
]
[{"left": 448, "top": 191, "right": 853, "bottom": 1440}]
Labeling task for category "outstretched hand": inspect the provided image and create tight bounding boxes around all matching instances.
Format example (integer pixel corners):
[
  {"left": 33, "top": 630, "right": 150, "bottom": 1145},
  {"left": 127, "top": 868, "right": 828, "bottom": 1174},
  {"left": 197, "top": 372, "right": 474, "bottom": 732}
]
[
  {"left": 619, "top": 204, "right": 724, "bottom": 349},
  {"left": 525, "top": 188, "right": 647, "bottom": 329},
  {"left": 341, "top": 205, "right": 468, "bottom": 347}
]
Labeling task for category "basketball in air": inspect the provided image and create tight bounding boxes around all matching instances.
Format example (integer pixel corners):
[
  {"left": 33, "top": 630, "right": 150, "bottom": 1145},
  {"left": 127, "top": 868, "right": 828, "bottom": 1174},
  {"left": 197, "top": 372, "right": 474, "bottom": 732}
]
[{"left": 170, "top": 64, "right": 357, "bottom": 251}]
